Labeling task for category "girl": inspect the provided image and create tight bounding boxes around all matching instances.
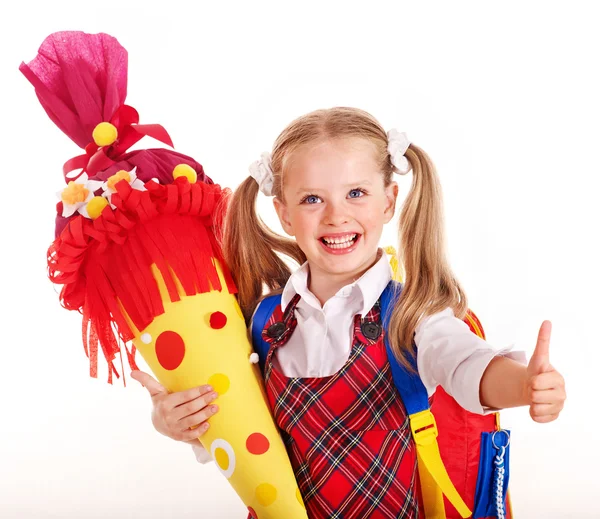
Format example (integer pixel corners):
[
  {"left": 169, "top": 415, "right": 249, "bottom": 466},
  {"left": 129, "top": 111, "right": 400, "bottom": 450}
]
[{"left": 132, "top": 107, "right": 566, "bottom": 517}]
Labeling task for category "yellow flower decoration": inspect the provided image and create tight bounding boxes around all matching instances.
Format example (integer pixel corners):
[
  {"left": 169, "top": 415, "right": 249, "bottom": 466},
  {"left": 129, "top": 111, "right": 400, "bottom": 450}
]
[
  {"left": 101, "top": 166, "right": 146, "bottom": 208},
  {"left": 61, "top": 182, "right": 89, "bottom": 205},
  {"left": 56, "top": 173, "right": 103, "bottom": 218},
  {"left": 106, "top": 170, "right": 132, "bottom": 192}
]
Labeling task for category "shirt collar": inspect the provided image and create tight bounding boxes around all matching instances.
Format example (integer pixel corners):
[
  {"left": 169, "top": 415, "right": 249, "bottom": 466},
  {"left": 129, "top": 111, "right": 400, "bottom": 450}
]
[{"left": 281, "top": 248, "right": 393, "bottom": 316}]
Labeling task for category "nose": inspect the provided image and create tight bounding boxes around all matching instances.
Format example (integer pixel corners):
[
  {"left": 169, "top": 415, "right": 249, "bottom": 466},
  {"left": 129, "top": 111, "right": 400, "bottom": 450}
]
[{"left": 323, "top": 200, "right": 350, "bottom": 227}]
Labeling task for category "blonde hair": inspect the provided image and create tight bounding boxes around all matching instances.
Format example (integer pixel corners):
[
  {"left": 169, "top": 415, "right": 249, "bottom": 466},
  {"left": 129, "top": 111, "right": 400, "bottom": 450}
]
[{"left": 222, "top": 107, "right": 467, "bottom": 369}]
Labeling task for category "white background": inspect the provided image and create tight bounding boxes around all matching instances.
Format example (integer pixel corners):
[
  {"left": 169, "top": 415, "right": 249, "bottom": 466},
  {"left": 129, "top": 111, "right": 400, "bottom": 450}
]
[{"left": 1, "top": 1, "right": 598, "bottom": 518}]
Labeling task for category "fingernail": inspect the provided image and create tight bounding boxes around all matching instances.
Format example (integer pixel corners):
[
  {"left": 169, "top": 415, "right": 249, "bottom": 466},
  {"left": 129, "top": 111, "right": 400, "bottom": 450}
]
[
  {"left": 209, "top": 392, "right": 218, "bottom": 400},
  {"left": 205, "top": 385, "right": 213, "bottom": 392},
  {"left": 211, "top": 405, "right": 218, "bottom": 413},
  {"left": 203, "top": 422, "right": 210, "bottom": 430}
]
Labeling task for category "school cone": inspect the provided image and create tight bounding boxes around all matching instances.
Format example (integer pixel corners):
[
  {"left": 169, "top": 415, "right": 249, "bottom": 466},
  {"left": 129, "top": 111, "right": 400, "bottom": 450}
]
[{"left": 20, "top": 30, "right": 308, "bottom": 519}]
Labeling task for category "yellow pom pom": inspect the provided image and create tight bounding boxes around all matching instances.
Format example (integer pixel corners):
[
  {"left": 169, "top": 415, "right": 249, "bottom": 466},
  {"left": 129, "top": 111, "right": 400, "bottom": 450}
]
[
  {"left": 87, "top": 196, "right": 109, "bottom": 220},
  {"left": 172, "top": 163, "right": 197, "bottom": 183},
  {"left": 92, "top": 122, "right": 118, "bottom": 147}
]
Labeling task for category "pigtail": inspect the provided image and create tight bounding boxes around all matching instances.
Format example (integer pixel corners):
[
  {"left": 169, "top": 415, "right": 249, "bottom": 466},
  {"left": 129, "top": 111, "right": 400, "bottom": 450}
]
[
  {"left": 387, "top": 144, "right": 468, "bottom": 370},
  {"left": 222, "top": 176, "right": 306, "bottom": 323}
]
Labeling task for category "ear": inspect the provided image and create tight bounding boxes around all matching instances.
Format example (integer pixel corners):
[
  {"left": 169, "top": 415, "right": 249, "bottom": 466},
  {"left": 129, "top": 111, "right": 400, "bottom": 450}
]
[
  {"left": 273, "top": 197, "right": 295, "bottom": 236},
  {"left": 383, "top": 181, "right": 398, "bottom": 223}
]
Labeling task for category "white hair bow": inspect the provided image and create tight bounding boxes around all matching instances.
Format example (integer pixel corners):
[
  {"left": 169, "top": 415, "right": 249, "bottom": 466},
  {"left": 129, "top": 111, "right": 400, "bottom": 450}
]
[
  {"left": 249, "top": 152, "right": 274, "bottom": 196},
  {"left": 387, "top": 129, "right": 411, "bottom": 175}
]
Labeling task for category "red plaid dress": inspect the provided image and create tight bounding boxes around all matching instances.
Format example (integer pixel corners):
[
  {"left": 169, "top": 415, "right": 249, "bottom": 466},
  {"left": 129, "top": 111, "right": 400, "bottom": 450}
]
[{"left": 260, "top": 294, "right": 423, "bottom": 518}]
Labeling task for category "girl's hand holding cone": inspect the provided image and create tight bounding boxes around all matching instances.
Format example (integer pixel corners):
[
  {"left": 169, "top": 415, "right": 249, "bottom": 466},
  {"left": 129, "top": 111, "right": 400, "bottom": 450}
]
[{"left": 131, "top": 370, "right": 220, "bottom": 445}]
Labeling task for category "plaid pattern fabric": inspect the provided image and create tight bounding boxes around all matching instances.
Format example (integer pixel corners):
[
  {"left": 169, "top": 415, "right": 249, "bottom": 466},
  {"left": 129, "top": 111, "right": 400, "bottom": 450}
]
[{"left": 262, "top": 296, "right": 422, "bottom": 518}]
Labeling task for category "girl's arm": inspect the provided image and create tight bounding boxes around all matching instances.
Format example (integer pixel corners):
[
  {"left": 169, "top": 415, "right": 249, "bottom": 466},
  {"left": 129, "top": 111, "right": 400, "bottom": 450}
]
[
  {"left": 479, "top": 356, "right": 528, "bottom": 409},
  {"left": 415, "top": 308, "right": 526, "bottom": 415},
  {"left": 480, "top": 321, "right": 566, "bottom": 423},
  {"left": 416, "top": 312, "right": 565, "bottom": 421}
]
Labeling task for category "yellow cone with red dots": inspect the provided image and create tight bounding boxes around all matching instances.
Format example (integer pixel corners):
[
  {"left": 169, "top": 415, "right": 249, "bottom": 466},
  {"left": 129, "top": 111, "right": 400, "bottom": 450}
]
[{"left": 130, "top": 261, "right": 308, "bottom": 519}]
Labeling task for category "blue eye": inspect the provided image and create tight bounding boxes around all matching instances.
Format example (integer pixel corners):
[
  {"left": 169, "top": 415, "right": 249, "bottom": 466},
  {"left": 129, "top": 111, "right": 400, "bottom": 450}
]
[
  {"left": 302, "top": 195, "right": 321, "bottom": 204},
  {"left": 348, "top": 189, "right": 365, "bottom": 199}
]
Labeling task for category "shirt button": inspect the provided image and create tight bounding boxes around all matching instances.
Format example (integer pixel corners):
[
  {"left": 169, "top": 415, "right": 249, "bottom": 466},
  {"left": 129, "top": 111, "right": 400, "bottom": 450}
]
[
  {"left": 361, "top": 321, "right": 382, "bottom": 340},
  {"left": 266, "top": 322, "right": 286, "bottom": 339}
]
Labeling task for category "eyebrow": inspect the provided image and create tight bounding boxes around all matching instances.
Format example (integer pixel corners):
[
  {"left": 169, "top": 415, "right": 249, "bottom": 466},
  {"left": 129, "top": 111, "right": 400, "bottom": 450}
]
[{"left": 295, "top": 179, "right": 372, "bottom": 195}]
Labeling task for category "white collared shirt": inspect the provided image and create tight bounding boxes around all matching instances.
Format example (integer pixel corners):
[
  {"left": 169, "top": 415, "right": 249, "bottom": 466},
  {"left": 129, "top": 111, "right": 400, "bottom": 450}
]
[
  {"left": 192, "top": 249, "right": 526, "bottom": 463},
  {"left": 274, "top": 249, "right": 526, "bottom": 414}
]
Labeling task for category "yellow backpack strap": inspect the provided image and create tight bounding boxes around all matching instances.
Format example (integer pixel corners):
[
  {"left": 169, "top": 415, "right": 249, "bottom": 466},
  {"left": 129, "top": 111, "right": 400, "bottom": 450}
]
[
  {"left": 383, "top": 246, "right": 402, "bottom": 282},
  {"left": 411, "top": 410, "right": 471, "bottom": 518},
  {"left": 384, "top": 246, "right": 471, "bottom": 518}
]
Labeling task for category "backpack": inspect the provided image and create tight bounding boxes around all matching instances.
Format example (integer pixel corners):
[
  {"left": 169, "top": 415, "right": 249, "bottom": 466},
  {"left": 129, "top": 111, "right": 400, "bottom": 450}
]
[{"left": 251, "top": 281, "right": 512, "bottom": 519}]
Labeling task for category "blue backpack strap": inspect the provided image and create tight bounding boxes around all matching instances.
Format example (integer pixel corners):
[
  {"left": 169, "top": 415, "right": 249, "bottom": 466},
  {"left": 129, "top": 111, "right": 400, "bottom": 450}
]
[
  {"left": 380, "top": 280, "right": 471, "bottom": 518},
  {"left": 251, "top": 293, "right": 283, "bottom": 375},
  {"left": 379, "top": 280, "right": 430, "bottom": 415}
]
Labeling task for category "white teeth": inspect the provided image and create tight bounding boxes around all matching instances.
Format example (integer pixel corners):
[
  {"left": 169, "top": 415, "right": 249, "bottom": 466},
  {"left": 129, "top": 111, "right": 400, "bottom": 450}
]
[
  {"left": 322, "top": 234, "right": 357, "bottom": 248},
  {"left": 322, "top": 234, "right": 356, "bottom": 244}
]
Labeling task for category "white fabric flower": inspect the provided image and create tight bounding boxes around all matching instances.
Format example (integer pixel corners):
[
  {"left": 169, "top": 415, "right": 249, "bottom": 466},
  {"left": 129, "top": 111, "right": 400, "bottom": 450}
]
[
  {"left": 101, "top": 166, "right": 146, "bottom": 208},
  {"left": 387, "top": 129, "right": 411, "bottom": 175},
  {"left": 57, "top": 173, "right": 103, "bottom": 218},
  {"left": 249, "top": 152, "right": 274, "bottom": 196}
]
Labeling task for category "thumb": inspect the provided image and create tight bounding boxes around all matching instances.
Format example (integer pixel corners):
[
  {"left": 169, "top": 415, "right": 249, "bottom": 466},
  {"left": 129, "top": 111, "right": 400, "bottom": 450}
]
[
  {"left": 528, "top": 320, "right": 553, "bottom": 375},
  {"left": 130, "top": 370, "right": 167, "bottom": 398}
]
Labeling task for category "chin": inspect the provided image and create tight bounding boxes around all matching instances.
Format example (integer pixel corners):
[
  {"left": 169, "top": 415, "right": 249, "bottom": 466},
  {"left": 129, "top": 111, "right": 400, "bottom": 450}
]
[{"left": 320, "top": 253, "right": 373, "bottom": 275}]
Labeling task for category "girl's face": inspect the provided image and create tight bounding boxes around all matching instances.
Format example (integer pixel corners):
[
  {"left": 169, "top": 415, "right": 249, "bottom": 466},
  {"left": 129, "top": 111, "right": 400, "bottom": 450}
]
[{"left": 273, "top": 137, "right": 398, "bottom": 283}]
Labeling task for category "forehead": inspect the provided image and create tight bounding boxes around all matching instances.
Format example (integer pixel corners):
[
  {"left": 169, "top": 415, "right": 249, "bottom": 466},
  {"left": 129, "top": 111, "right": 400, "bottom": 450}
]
[{"left": 283, "top": 137, "right": 381, "bottom": 188}]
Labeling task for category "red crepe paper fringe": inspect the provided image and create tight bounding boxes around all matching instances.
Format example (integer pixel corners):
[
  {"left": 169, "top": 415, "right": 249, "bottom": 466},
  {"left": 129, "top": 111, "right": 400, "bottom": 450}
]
[
  {"left": 49, "top": 177, "right": 236, "bottom": 384},
  {"left": 22, "top": 31, "right": 233, "bottom": 385}
]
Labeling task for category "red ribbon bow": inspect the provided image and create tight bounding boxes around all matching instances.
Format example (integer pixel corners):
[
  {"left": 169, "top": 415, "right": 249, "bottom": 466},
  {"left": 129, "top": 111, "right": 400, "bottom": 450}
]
[{"left": 62, "top": 105, "right": 174, "bottom": 182}]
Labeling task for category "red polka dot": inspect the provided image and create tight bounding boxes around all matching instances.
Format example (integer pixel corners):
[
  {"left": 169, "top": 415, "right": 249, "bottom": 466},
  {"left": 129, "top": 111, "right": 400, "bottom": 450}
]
[
  {"left": 155, "top": 331, "right": 186, "bottom": 370},
  {"left": 247, "top": 507, "right": 258, "bottom": 519},
  {"left": 209, "top": 311, "right": 227, "bottom": 329},
  {"left": 246, "top": 432, "right": 270, "bottom": 455}
]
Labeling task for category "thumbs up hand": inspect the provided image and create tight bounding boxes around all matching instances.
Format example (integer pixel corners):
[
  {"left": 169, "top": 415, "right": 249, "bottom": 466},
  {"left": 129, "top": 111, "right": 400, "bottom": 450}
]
[
  {"left": 525, "top": 321, "right": 566, "bottom": 423},
  {"left": 130, "top": 370, "right": 220, "bottom": 444}
]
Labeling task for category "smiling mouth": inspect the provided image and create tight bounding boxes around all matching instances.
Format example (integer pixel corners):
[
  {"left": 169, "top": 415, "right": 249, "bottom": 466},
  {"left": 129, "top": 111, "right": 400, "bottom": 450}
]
[{"left": 320, "top": 233, "right": 359, "bottom": 249}]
